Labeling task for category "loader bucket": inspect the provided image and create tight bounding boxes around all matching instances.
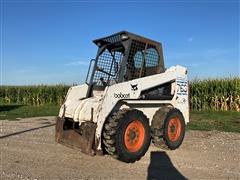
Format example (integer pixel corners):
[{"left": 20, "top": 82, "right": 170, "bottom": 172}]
[{"left": 55, "top": 117, "right": 97, "bottom": 155}]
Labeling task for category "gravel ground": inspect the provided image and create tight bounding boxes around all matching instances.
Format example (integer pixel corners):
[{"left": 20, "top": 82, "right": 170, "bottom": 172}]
[{"left": 0, "top": 117, "right": 240, "bottom": 180}]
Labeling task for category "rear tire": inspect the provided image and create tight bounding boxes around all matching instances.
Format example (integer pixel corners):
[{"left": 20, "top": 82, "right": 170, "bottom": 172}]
[
  {"left": 151, "top": 108, "right": 185, "bottom": 150},
  {"left": 103, "top": 109, "right": 151, "bottom": 163}
]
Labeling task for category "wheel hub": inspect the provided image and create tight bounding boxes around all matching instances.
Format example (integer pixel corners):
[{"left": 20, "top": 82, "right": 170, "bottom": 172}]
[
  {"left": 170, "top": 125, "right": 176, "bottom": 133},
  {"left": 167, "top": 117, "right": 181, "bottom": 142},
  {"left": 128, "top": 130, "right": 137, "bottom": 141},
  {"left": 124, "top": 120, "right": 145, "bottom": 152}
]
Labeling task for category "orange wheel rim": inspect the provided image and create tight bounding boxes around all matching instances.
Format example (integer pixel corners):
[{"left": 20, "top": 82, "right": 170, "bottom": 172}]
[
  {"left": 124, "top": 120, "right": 145, "bottom": 152},
  {"left": 168, "top": 117, "right": 181, "bottom": 142}
]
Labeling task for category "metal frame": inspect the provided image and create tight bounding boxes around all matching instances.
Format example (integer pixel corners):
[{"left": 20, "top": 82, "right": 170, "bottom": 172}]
[
  {"left": 85, "top": 59, "right": 96, "bottom": 85},
  {"left": 87, "top": 31, "right": 165, "bottom": 89}
]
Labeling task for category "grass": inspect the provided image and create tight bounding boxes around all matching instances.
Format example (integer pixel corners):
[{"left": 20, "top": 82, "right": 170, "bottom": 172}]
[
  {"left": 187, "top": 110, "right": 240, "bottom": 133},
  {"left": 0, "top": 104, "right": 239, "bottom": 133},
  {"left": 0, "top": 104, "right": 60, "bottom": 120}
]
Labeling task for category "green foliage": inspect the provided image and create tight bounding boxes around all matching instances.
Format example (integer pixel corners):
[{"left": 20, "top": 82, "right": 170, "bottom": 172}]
[
  {"left": 0, "top": 85, "right": 70, "bottom": 106},
  {"left": 0, "top": 104, "right": 60, "bottom": 120},
  {"left": 190, "top": 77, "right": 240, "bottom": 112},
  {"left": 187, "top": 110, "right": 240, "bottom": 133},
  {"left": 0, "top": 77, "right": 239, "bottom": 112}
]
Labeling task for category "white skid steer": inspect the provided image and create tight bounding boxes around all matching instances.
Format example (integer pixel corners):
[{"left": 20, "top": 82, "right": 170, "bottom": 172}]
[{"left": 56, "top": 31, "right": 190, "bottom": 163}]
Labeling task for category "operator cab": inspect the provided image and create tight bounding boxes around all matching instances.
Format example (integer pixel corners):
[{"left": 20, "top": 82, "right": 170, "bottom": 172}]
[{"left": 85, "top": 31, "right": 165, "bottom": 97}]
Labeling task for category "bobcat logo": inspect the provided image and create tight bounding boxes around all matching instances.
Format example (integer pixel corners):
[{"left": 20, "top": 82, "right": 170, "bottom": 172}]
[{"left": 131, "top": 84, "right": 138, "bottom": 91}]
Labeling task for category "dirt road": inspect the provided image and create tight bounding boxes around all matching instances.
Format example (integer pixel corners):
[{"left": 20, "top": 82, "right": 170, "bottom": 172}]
[{"left": 1, "top": 117, "right": 240, "bottom": 180}]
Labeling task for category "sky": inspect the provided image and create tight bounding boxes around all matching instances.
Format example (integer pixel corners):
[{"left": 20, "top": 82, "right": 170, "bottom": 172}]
[{"left": 0, "top": 0, "right": 239, "bottom": 85}]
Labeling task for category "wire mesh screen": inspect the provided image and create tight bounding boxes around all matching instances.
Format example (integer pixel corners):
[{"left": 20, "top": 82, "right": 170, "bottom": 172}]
[
  {"left": 93, "top": 49, "right": 123, "bottom": 86},
  {"left": 127, "top": 40, "right": 146, "bottom": 80},
  {"left": 126, "top": 40, "right": 159, "bottom": 80},
  {"left": 145, "top": 45, "right": 159, "bottom": 67},
  {"left": 101, "top": 34, "right": 121, "bottom": 44}
]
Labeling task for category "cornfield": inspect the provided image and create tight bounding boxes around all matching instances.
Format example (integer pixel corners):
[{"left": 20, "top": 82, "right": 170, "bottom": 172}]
[
  {"left": 0, "top": 85, "right": 70, "bottom": 106},
  {"left": 190, "top": 77, "right": 240, "bottom": 112},
  {"left": 0, "top": 78, "right": 239, "bottom": 111}
]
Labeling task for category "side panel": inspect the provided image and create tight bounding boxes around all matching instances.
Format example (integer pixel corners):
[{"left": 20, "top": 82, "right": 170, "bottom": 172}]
[
  {"left": 95, "top": 65, "right": 189, "bottom": 150},
  {"left": 174, "top": 76, "right": 189, "bottom": 123},
  {"left": 59, "top": 84, "right": 89, "bottom": 118}
]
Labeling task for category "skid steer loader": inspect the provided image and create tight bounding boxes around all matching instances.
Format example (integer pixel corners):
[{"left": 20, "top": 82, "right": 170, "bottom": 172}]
[{"left": 56, "top": 31, "right": 189, "bottom": 163}]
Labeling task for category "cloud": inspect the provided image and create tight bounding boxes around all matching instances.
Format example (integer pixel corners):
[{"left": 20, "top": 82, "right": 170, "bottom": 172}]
[
  {"left": 64, "top": 60, "right": 89, "bottom": 66},
  {"left": 165, "top": 48, "right": 230, "bottom": 62},
  {"left": 4, "top": 68, "right": 87, "bottom": 85},
  {"left": 206, "top": 48, "right": 230, "bottom": 58},
  {"left": 188, "top": 63, "right": 199, "bottom": 68},
  {"left": 15, "top": 66, "right": 40, "bottom": 73},
  {"left": 187, "top": 37, "right": 194, "bottom": 42}
]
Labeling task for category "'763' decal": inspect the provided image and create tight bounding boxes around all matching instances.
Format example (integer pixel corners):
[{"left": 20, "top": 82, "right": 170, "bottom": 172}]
[{"left": 176, "top": 79, "right": 187, "bottom": 96}]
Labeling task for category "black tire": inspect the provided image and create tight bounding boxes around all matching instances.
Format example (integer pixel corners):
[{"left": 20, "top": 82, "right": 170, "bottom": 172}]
[
  {"left": 103, "top": 109, "right": 151, "bottom": 163},
  {"left": 151, "top": 108, "right": 185, "bottom": 150}
]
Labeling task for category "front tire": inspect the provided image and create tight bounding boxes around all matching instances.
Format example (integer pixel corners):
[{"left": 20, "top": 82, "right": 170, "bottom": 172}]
[{"left": 103, "top": 109, "right": 151, "bottom": 163}]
